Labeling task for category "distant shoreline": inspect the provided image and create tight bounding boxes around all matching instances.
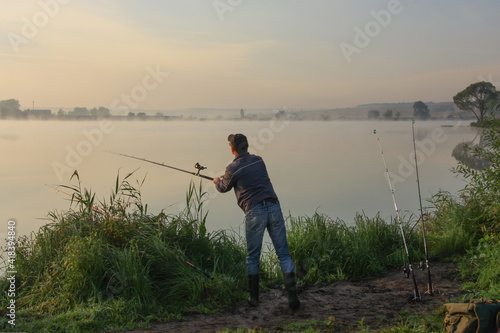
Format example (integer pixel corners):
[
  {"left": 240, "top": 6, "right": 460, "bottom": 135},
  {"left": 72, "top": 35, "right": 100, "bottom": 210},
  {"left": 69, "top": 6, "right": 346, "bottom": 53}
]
[
  {"left": 1, "top": 100, "right": 473, "bottom": 121},
  {"left": 0, "top": 115, "right": 473, "bottom": 122},
  {"left": 0, "top": 115, "right": 184, "bottom": 121}
]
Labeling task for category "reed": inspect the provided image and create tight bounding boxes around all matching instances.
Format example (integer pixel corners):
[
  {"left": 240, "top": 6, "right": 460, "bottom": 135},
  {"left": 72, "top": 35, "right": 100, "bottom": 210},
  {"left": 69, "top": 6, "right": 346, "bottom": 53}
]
[{"left": 286, "top": 212, "right": 421, "bottom": 284}]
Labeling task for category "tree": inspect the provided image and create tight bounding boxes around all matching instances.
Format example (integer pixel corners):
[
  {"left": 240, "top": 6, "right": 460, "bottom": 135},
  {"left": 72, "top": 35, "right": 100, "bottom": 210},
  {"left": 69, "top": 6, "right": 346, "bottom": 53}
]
[
  {"left": 90, "top": 107, "right": 110, "bottom": 117},
  {"left": 394, "top": 111, "right": 401, "bottom": 120},
  {"left": 453, "top": 81, "right": 498, "bottom": 122},
  {"left": 383, "top": 109, "right": 393, "bottom": 119},
  {"left": 413, "top": 101, "right": 430, "bottom": 119},
  {"left": 70, "top": 107, "right": 90, "bottom": 116},
  {"left": 0, "top": 99, "right": 22, "bottom": 118},
  {"left": 367, "top": 109, "right": 380, "bottom": 119},
  {"left": 275, "top": 109, "right": 286, "bottom": 119}
]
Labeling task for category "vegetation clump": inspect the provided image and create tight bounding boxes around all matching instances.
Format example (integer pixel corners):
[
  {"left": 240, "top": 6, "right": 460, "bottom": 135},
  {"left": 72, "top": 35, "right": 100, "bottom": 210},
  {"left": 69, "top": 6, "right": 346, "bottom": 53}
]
[
  {"left": 285, "top": 213, "right": 421, "bottom": 284},
  {"left": 1, "top": 174, "right": 247, "bottom": 332},
  {"left": 427, "top": 112, "right": 500, "bottom": 298}
]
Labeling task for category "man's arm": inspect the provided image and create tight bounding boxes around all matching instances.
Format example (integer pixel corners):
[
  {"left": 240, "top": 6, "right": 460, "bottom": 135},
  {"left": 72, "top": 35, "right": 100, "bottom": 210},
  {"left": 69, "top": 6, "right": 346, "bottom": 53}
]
[{"left": 213, "top": 167, "right": 235, "bottom": 193}]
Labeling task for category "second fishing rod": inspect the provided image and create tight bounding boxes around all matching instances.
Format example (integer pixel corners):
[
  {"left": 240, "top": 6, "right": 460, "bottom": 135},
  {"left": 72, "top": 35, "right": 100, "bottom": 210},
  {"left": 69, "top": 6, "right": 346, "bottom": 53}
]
[
  {"left": 412, "top": 119, "right": 433, "bottom": 295},
  {"left": 374, "top": 129, "right": 421, "bottom": 301}
]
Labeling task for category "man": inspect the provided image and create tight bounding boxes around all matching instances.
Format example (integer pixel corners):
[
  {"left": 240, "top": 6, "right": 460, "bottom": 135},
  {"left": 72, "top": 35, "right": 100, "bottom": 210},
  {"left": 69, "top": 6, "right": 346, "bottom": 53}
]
[{"left": 213, "top": 133, "right": 300, "bottom": 309}]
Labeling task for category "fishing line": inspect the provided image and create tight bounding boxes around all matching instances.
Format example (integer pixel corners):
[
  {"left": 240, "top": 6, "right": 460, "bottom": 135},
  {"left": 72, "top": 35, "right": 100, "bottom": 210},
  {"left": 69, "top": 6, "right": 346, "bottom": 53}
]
[
  {"left": 412, "top": 119, "right": 433, "bottom": 295},
  {"left": 373, "top": 129, "right": 421, "bottom": 301},
  {"left": 106, "top": 151, "right": 214, "bottom": 181}
]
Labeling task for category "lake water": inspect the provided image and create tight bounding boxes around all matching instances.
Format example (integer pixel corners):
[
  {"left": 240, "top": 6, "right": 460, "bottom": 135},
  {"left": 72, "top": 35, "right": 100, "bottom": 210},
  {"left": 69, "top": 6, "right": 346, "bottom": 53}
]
[{"left": 1, "top": 119, "right": 477, "bottom": 246}]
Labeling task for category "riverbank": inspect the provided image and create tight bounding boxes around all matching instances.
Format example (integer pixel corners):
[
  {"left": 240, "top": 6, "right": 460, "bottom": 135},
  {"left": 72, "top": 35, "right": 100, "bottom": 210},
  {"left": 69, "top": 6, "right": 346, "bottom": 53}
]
[{"left": 121, "top": 261, "right": 461, "bottom": 333}]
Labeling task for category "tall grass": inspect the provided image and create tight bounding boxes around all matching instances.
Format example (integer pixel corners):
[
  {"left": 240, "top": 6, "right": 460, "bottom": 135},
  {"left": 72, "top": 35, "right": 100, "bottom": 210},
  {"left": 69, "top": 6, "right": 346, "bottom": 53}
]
[
  {"left": 0, "top": 172, "right": 247, "bottom": 332},
  {"left": 426, "top": 191, "right": 484, "bottom": 258},
  {"left": 285, "top": 213, "right": 424, "bottom": 284}
]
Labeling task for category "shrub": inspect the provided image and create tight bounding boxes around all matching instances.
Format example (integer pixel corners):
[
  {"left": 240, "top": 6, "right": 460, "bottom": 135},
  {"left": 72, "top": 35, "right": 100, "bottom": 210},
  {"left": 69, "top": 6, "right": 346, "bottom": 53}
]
[{"left": 427, "top": 110, "right": 499, "bottom": 298}]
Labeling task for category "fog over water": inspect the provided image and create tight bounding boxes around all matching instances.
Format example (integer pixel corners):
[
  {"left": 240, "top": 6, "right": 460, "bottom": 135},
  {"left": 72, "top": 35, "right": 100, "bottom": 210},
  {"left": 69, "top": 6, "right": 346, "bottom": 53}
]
[{"left": 1, "top": 119, "right": 476, "bottom": 246}]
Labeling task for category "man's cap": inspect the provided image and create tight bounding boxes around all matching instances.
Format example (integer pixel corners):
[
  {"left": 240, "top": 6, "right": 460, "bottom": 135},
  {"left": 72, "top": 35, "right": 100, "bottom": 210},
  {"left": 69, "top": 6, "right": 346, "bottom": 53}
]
[{"left": 228, "top": 133, "right": 248, "bottom": 152}]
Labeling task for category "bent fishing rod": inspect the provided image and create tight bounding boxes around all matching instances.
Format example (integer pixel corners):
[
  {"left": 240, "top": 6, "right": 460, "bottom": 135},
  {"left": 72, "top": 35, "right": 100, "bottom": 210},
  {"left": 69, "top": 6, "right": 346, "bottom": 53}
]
[
  {"left": 46, "top": 183, "right": 214, "bottom": 280},
  {"left": 411, "top": 120, "right": 434, "bottom": 295},
  {"left": 107, "top": 151, "right": 214, "bottom": 181},
  {"left": 373, "top": 129, "right": 421, "bottom": 301}
]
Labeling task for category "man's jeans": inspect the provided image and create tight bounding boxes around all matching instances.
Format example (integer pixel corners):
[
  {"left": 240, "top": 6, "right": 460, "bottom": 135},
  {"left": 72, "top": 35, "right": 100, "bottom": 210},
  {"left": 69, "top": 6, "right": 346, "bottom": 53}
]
[{"left": 244, "top": 201, "right": 295, "bottom": 275}]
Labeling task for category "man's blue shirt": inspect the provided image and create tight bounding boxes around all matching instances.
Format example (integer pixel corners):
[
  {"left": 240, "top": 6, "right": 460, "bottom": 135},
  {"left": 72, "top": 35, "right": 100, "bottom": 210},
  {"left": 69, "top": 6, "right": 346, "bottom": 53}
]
[{"left": 215, "top": 152, "right": 278, "bottom": 212}]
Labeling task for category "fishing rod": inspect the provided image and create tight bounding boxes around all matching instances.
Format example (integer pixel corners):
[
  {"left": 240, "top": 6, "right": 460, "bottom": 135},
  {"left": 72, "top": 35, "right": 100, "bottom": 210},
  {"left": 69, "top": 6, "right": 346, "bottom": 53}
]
[
  {"left": 107, "top": 151, "right": 214, "bottom": 181},
  {"left": 411, "top": 119, "right": 434, "bottom": 295},
  {"left": 46, "top": 184, "right": 214, "bottom": 280},
  {"left": 373, "top": 129, "right": 421, "bottom": 301}
]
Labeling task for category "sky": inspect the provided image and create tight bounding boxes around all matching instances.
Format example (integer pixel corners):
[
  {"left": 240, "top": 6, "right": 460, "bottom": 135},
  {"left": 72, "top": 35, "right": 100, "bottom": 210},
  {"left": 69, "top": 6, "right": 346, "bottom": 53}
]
[{"left": 1, "top": 0, "right": 500, "bottom": 111}]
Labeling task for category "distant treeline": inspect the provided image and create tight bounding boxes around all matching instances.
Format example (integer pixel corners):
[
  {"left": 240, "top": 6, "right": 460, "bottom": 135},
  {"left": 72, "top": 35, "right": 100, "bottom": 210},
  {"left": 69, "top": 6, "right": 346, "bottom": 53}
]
[
  {"left": 4, "top": 81, "right": 497, "bottom": 121},
  {"left": 0, "top": 98, "right": 472, "bottom": 121},
  {"left": 0, "top": 99, "right": 181, "bottom": 120}
]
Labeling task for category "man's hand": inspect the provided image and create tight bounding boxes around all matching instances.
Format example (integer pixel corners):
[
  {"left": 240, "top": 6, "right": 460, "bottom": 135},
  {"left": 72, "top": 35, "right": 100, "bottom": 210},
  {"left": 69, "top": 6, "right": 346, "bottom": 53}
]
[{"left": 213, "top": 177, "right": 219, "bottom": 184}]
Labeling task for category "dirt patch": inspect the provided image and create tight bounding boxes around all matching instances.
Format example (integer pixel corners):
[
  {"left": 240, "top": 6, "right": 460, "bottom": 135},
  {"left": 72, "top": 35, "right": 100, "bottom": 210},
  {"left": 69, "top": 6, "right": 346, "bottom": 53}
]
[{"left": 123, "top": 262, "right": 461, "bottom": 332}]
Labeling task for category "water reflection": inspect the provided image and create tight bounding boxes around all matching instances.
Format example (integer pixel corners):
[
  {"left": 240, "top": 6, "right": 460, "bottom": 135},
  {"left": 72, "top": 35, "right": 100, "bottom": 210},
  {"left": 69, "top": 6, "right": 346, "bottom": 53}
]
[{"left": 452, "top": 132, "right": 491, "bottom": 170}]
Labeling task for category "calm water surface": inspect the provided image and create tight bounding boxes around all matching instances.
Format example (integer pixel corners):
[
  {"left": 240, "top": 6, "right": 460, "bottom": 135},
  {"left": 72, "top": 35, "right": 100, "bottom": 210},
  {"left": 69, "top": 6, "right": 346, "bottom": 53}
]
[{"left": 1, "top": 119, "right": 476, "bottom": 246}]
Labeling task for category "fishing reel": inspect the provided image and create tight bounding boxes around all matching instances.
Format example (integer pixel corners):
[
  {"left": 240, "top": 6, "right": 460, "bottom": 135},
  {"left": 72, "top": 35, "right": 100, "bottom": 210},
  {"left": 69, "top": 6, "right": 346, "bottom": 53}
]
[{"left": 194, "top": 162, "right": 207, "bottom": 176}]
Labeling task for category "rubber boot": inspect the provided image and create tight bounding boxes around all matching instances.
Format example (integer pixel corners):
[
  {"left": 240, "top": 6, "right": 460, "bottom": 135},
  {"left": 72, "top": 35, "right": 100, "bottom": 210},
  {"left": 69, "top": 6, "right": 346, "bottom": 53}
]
[
  {"left": 248, "top": 274, "right": 259, "bottom": 307},
  {"left": 284, "top": 272, "right": 300, "bottom": 310}
]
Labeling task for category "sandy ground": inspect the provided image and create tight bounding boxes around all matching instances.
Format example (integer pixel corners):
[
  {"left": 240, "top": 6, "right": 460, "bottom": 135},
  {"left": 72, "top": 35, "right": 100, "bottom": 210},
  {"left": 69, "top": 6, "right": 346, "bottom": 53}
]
[{"left": 123, "top": 261, "right": 461, "bottom": 332}]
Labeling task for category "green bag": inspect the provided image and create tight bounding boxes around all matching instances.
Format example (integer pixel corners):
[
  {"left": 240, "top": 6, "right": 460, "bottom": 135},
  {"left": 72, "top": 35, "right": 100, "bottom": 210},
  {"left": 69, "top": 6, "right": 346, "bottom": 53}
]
[{"left": 444, "top": 299, "right": 500, "bottom": 333}]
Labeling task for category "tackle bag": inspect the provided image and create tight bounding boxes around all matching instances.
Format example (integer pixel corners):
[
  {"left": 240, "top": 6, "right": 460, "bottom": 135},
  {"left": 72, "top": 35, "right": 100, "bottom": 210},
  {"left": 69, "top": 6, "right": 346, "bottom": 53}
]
[{"left": 443, "top": 298, "right": 500, "bottom": 333}]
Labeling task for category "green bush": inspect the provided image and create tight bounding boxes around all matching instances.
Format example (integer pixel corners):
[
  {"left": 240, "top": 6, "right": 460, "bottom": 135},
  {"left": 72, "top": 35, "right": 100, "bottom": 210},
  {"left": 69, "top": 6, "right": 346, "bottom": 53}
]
[
  {"left": 459, "top": 235, "right": 500, "bottom": 298},
  {"left": 427, "top": 111, "right": 499, "bottom": 298}
]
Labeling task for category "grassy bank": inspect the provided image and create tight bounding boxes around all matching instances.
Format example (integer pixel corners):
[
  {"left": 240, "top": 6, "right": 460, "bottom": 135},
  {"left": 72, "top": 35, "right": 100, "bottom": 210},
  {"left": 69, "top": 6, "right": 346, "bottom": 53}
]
[
  {"left": 0, "top": 176, "right": 248, "bottom": 332},
  {"left": 0, "top": 173, "right": 425, "bottom": 332},
  {"left": 1, "top": 122, "right": 498, "bottom": 332},
  {"left": 2, "top": 178, "right": 496, "bottom": 333}
]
